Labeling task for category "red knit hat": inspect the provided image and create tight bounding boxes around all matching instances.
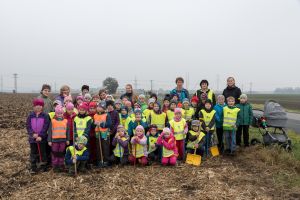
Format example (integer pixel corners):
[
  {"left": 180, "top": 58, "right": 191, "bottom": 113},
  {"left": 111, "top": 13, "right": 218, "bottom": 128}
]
[
  {"left": 191, "top": 96, "right": 199, "bottom": 104},
  {"left": 78, "top": 102, "right": 88, "bottom": 111},
  {"left": 33, "top": 98, "right": 44, "bottom": 107},
  {"left": 89, "top": 101, "right": 97, "bottom": 109}
]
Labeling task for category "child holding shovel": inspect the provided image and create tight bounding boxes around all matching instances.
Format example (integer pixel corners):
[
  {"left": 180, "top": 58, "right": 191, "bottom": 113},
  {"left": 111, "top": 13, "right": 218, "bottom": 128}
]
[
  {"left": 129, "top": 125, "right": 148, "bottom": 166},
  {"left": 26, "top": 98, "right": 50, "bottom": 174},
  {"left": 110, "top": 125, "right": 129, "bottom": 165},
  {"left": 186, "top": 120, "right": 206, "bottom": 156}
]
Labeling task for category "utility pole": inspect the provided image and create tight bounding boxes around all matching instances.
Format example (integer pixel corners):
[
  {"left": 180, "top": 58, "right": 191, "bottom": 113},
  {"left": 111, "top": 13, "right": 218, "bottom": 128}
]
[
  {"left": 13, "top": 73, "right": 18, "bottom": 93},
  {"left": 150, "top": 80, "right": 153, "bottom": 93}
]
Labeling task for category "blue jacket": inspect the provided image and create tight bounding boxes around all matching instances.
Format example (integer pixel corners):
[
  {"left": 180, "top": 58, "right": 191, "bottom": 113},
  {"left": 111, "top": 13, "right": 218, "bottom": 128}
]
[
  {"left": 65, "top": 146, "right": 89, "bottom": 165},
  {"left": 128, "top": 120, "right": 148, "bottom": 137},
  {"left": 214, "top": 103, "right": 226, "bottom": 128},
  {"left": 170, "top": 88, "right": 189, "bottom": 102}
]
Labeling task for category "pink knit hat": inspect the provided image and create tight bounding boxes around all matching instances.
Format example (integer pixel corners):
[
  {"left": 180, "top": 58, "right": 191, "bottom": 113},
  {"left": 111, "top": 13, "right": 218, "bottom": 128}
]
[
  {"left": 33, "top": 98, "right": 44, "bottom": 107},
  {"left": 55, "top": 105, "right": 64, "bottom": 115},
  {"left": 135, "top": 125, "right": 145, "bottom": 132},
  {"left": 66, "top": 102, "right": 74, "bottom": 110},
  {"left": 174, "top": 108, "right": 182, "bottom": 114},
  {"left": 162, "top": 127, "right": 171, "bottom": 134},
  {"left": 64, "top": 95, "right": 73, "bottom": 103},
  {"left": 78, "top": 103, "right": 88, "bottom": 111}
]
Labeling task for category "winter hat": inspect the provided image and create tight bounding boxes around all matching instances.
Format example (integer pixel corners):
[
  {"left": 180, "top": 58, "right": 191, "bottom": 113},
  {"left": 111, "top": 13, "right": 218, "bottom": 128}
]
[
  {"left": 106, "top": 100, "right": 115, "bottom": 107},
  {"left": 162, "top": 127, "right": 171, "bottom": 134},
  {"left": 191, "top": 120, "right": 200, "bottom": 127},
  {"left": 33, "top": 98, "right": 44, "bottom": 107},
  {"left": 66, "top": 102, "right": 74, "bottom": 110},
  {"left": 135, "top": 125, "right": 145, "bottom": 133},
  {"left": 98, "top": 101, "right": 107, "bottom": 109},
  {"left": 120, "top": 106, "right": 128, "bottom": 112},
  {"left": 174, "top": 108, "right": 182, "bottom": 114},
  {"left": 77, "top": 135, "right": 88, "bottom": 145},
  {"left": 53, "top": 100, "right": 62, "bottom": 106},
  {"left": 55, "top": 105, "right": 64, "bottom": 115},
  {"left": 138, "top": 94, "right": 145, "bottom": 99},
  {"left": 78, "top": 103, "right": 89, "bottom": 111},
  {"left": 81, "top": 85, "right": 89, "bottom": 92},
  {"left": 191, "top": 96, "right": 199, "bottom": 104},
  {"left": 205, "top": 99, "right": 213, "bottom": 106},
  {"left": 76, "top": 95, "right": 84, "bottom": 101},
  {"left": 240, "top": 94, "right": 248, "bottom": 100},
  {"left": 182, "top": 98, "right": 190, "bottom": 104},
  {"left": 89, "top": 101, "right": 97, "bottom": 109},
  {"left": 84, "top": 93, "right": 92, "bottom": 100},
  {"left": 148, "top": 98, "right": 155, "bottom": 105},
  {"left": 134, "top": 108, "right": 142, "bottom": 115},
  {"left": 117, "top": 125, "right": 125, "bottom": 132},
  {"left": 115, "top": 99, "right": 122, "bottom": 105},
  {"left": 134, "top": 103, "right": 141, "bottom": 108},
  {"left": 41, "top": 84, "right": 51, "bottom": 92},
  {"left": 200, "top": 93, "right": 208, "bottom": 100},
  {"left": 64, "top": 95, "right": 73, "bottom": 103}
]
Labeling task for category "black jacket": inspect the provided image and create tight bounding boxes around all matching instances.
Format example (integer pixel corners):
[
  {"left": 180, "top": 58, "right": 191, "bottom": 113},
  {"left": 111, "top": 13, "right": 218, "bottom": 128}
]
[{"left": 222, "top": 86, "right": 242, "bottom": 104}]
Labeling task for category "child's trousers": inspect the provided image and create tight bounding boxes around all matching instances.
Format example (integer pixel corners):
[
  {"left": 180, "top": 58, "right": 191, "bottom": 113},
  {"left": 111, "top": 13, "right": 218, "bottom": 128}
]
[
  {"left": 236, "top": 125, "right": 249, "bottom": 146},
  {"left": 51, "top": 142, "right": 66, "bottom": 168},
  {"left": 96, "top": 137, "right": 110, "bottom": 163},
  {"left": 224, "top": 130, "right": 236, "bottom": 153},
  {"left": 161, "top": 156, "right": 177, "bottom": 166},
  {"left": 30, "top": 142, "right": 47, "bottom": 170},
  {"left": 176, "top": 140, "right": 185, "bottom": 160},
  {"left": 128, "top": 155, "right": 148, "bottom": 166},
  {"left": 216, "top": 127, "right": 224, "bottom": 150}
]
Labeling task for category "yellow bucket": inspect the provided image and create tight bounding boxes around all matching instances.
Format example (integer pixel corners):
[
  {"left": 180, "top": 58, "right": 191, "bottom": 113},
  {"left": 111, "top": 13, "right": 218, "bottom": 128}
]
[
  {"left": 210, "top": 146, "right": 220, "bottom": 157},
  {"left": 186, "top": 152, "right": 201, "bottom": 166}
]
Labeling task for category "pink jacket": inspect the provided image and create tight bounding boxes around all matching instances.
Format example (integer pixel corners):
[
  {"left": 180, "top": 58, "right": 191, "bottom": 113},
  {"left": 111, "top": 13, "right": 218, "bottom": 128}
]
[
  {"left": 157, "top": 133, "right": 178, "bottom": 156},
  {"left": 131, "top": 135, "right": 148, "bottom": 157}
]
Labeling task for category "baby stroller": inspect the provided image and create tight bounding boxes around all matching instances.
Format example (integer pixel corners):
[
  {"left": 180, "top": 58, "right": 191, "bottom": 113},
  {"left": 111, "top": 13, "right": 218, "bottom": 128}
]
[{"left": 252, "top": 100, "right": 292, "bottom": 151}]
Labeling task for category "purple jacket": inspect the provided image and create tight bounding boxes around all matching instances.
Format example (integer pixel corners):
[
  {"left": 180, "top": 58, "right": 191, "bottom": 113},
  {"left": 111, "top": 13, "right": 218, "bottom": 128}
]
[
  {"left": 112, "top": 135, "right": 129, "bottom": 156},
  {"left": 55, "top": 95, "right": 65, "bottom": 106},
  {"left": 108, "top": 110, "right": 120, "bottom": 136},
  {"left": 26, "top": 112, "right": 50, "bottom": 143}
]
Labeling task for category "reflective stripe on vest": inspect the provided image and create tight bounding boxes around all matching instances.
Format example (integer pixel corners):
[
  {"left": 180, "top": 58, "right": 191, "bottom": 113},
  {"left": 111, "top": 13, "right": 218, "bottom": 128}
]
[
  {"left": 200, "top": 109, "right": 216, "bottom": 130},
  {"left": 133, "top": 143, "right": 145, "bottom": 158},
  {"left": 169, "top": 119, "right": 186, "bottom": 140},
  {"left": 183, "top": 108, "right": 195, "bottom": 121},
  {"left": 67, "top": 146, "right": 87, "bottom": 157},
  {"left": 113, "top": 137, "right": 127, "bottom": 158},
  {"left": 187, "top": 131, "right": 205, "bottom": 149},
  {"left": 148, "top": 136, "right": 159, "bottom": 153},
  {"left": 51, "top": 119, "right": 68, "bottom": 139},
  {"left": 94, "top": 113, "right": 108, "bottom": 132},
  {"left": 74, "top": 116, "right": 91, "bottom": 137},
  {"left": 150, "top": 111, "right": 166, "bottom": 130},
  {"left": 223, "top": 107, "right": 240, "bottom": 128},
  {"left": 162, "top": 138, "right": 175, "bottom": 157}
]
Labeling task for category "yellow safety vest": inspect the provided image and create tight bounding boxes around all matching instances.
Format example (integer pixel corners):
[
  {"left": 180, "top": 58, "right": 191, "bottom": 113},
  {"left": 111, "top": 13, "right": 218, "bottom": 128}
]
[
  {"left": 119, "top": 114, "right": 131, "bottom": 133},
  {"left": 183, "top": 107, "right": 195, "bottom": 121},
  {"left": 143, "top": 109, "right": 151, "bottom": 121},
  {"left": 150, "top": 111, "right": 166, "bottom": 130},
  {"left": 132, "top": 143, "right": 145, "bottom": 158},
  {"left": 74, "top": 116, "right": 92, "bottom": 137},
  {"left": 167, "top": 110, "right": 175, "bottom": 122},
  {"left": 187, "top": 131, "right": 205, "bottom": 149},
  {"left": 162, "top": 138, "right": 176, "bottom": 157},
  {"left": 49, "top": 112, "right": 55, "bottom": 119},
  {"left": 67, "top": 146, "right": 87, "bottom": 157},
  {"left": 51, "top": 118, "right": 68, "bottom": 139},
  {"left": 148, "top": 135, "right": 159, "bottom": 153},
  {"left": 113, "top": 137, "right": 128, "bottom": 158},
  {"left": 169, "top": 118, "right": 187, "bottom": 140},
  {"left": 200, "top": 109, "right": 216, "bottom": 130},
  {"left": 223, "top": 106, "right": 240, "bottom": 129},
  {"left": 207, "top": 90, "right": 214, "bottom": 102}
]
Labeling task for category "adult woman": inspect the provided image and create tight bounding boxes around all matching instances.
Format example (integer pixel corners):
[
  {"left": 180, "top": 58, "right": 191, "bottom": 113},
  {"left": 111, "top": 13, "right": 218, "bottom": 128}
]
[
  {"left": 222, "top": 77, "right": 242, "bottom": 104},
  {"left": 120, "top": 84, "right": 138, "bottom": 105},
  {"left": 55, "top": 85, "right": 71, "bottom": 105},
  {"left": 38, "top": 84, "right": 53, "bottom": 114},
  {"left": 170, "top": 77, "right": 189, "bottom": 103},
  {"left": 194, "top": 79, "right": 216, "bottom": 106}
]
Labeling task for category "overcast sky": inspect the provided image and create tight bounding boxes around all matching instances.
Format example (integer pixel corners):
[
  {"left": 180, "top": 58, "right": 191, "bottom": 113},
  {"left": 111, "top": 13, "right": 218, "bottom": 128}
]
[{"left": 0, "top": 0, "right": 300, "bottom": 92}]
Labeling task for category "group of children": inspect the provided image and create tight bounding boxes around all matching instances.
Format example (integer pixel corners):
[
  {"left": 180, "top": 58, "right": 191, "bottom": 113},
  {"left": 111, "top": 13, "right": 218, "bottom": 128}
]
[{"left": 27, "top": 84, "right": 253, "bottom": 175}]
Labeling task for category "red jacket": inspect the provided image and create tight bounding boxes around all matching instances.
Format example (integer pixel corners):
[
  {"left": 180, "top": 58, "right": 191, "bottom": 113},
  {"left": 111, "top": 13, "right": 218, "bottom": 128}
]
[
  {"left": 63, "top": 112, "right": 77, "bottom": 140},
  {"left": 157, "top": 133, "right": 178, "bottom": 157}
]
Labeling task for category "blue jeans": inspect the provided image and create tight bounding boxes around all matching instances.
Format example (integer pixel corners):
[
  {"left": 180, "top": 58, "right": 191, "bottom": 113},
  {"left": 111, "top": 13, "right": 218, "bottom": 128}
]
[
  {"left": 224, "top": 130, "right": 236, "bottom": 153},
  {"left": 204, "top": 132, "right": 212, "bottom": 156}
]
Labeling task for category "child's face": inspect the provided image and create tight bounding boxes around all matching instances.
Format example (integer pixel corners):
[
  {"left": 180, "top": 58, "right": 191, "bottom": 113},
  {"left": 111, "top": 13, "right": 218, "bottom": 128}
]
[
  {"left": 122, "top": 98, "right": 128, "bottom": 104},
  {"left": 201, "top": 83, "right": 208, "bottom": 90},
  {"left": 135, "top": 113, "right": 142, "bottom": 121},
  {"left": 205, "top": 103, "right": 212, "bottom": 110},
  {"left": 135, "top": 129, "right": 143, "bottom": 137},
  {"left": 192, "top": 126, "right": 199, "bottom": 132},
  {"left": 93, "top": 97, "right": 100, "bottom": 102},
  {"left": 42, "top": 89, "right": 50, "bottom": 97},
  {"left": 153, "top": 104, "right": 159, "bottom": 112},
  {"left": 150, "top": 129, "right": 157, "bottom": 136},
  {"left": 64, "top": 99, "right": 72, "bottom": 105},
  {"left": 228, "top": 99, "right": 235, "bottom": 106},
  {"left": 84, "top": 97, "right": 90, "bottom": 102},
  {"left": 118, "top": 130, "right": 125, "bottom": 137},
  {"left": 82, "top": 89, "right": 89, "bottom": 95},
  {"left": 172, "top": 96, "right": 178, "bottom": 101},
  {"left": 121, "top": 109, "right": 127, "bottom": 115},
  {"left": 66, "top": 108, "right": 73, "bottom": 115},
  {"left": 107, "top": 105, "right": 114, "bottom": 111},
  {"left": 89, "top": 107, "right": 96, "bottom": 114},
  {"left": 218, "top": 97, "right": 225, "bottom": 105},
  {"left": 56, "top": 113, "right": 64, "bottom": 118},
  {"left": 163, "top": 100, "right": 170, "bottom": 107},
  {"left": 78, "top": 143, "right": 85, "bottom": 150},
  {"left": 97, "top": 107, "right": 104, "bottom": 113},
  {"left": 115, "top": 103, "right": 121, "bottom": 110},
  {"left": 170, "top": 103, "right": 176, "bottom": 110},
  {"left": 175, "top": 112, "right": 181, "bottom": 119},
  {"left": 191, "top": 102, "right": 197, "bottom": 107},
  {"left": 164, "top": 132, "right": 170, "bottom": 138},
  {"left": 149, "top": 103, "right": 154, "bottom": 109},
  {"left": 134, "top": 105, "right": 140, "bottom": 110},
  {"left": 240, "top": 98, "right": 247, "bottom": 104},
  {"left": 183, "top": 102, "right": 189, "bottom": 108},
  {"left": 100, "top": 92, "right": 106, "bottom": 100},
  {"left": 34, "top": 105, "right": 43, "bottom": 113},
  {"left": 139, "top": 97, "right": 145, "bottom": 103},
  {"left": 79, "top": 109, "right": 86, "bottom": 115},
  {"left": 77, "top": 99, "right": 83, "bottom": 105}
]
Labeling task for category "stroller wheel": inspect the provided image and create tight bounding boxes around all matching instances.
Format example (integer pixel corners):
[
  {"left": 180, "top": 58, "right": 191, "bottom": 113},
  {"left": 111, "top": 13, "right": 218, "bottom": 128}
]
[{"left": 281, "top": 143, "right": 292, "bottom": 152}]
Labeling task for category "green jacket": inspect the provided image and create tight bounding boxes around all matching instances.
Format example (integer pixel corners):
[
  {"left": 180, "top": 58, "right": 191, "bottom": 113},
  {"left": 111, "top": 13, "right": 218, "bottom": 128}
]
[
  {"left": 236, "top": 103, "right": 253, "bottom": 126},
  {"left": 38, "top": 94, "right": 53, "bottom": 114}
]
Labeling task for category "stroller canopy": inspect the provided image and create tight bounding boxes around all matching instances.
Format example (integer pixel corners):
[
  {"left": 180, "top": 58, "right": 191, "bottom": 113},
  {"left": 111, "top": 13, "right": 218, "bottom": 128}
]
[{"left": 264, "top": 100, "right": 288, "bottom": 128}]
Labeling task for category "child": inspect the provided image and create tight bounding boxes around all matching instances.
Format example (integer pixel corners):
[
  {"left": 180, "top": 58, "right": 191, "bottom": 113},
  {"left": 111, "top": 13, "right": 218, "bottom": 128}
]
[
  {"left": 125, "top": 101, "right": 134, "bottom": 117},
  {"left": 138, "top": 94, "right": 148, "bottom": 112},
  {"left": 93, "top": 101, "right": 112, "bottom": 167},
  {"left": 81, "top": 85, "right": 90, "bottom": 96},
  {"left": 223, "top": 96, "right": 240, "bottom": 155},
  {"left": 92, "top": 94, "right": 100, "bottom": 103},
  {"left": 115, "top": 99, "right": 123, "bottom": 113},
  {"left": 38, "top": 84, "right": 53, "bottom": 114},
  {"left": 146, "top": 125, "right": 161, "bottom": 162},
  {"left": 111, "top": 125, "right": 129, "bottom": 165},
  {"left": 182, "top": 98, "right": 195, "bottom": 125},
  {"left": 190, "top": 96, "right": 199, "bottom": 113},
  {"left": 74, "top": 103, "right": 92, "bottom": 140},
  {"left": 156, "top": 127, "right": 178, "bottom": 166},
  {"left": 199, "top": 100, "right": 216, "bottom": 157},
  {"left": 84, "top": 93, "right": 92, "bottom": 103},
  {"left": 214, "top": 95, "right": 226, "bottom": 152},
  {"left": 186, "top": 120, "right": 205, "bottom": 156},
  {"left": 143, "top": 98, "right": 155, "bottom": 122},
  {"left": 171, "top": 94, "right": 182, "bottom": 108},
  {"left": 26, "top": 98, "right": 50, "bottom": 173},
  {"left": 162, "top": 95, "right": 171, "bottom": 113},
  {"left": 64, "top": 102, "right": 77, "bottom": 145},
  {"left": 121, "top": 96, "right": 129, "bottom": 106},
  {"left": 49, "top": 100, "right": 62, "bottom": 120},
  {"left": 149, "top": 102, "right": 167, "bottom": 132},
  {"left": 236, "top": 94, "right": 253, "bottom": 147},
  {"left": 129, "top": 125, "right": 148, "bottom": 166},
  {"left": 99, "top": 89, "right": 107, "bottom": 101},
  {"left": 88, "top": 101, "right": 98, "bottom": 165},
  {"left": 194, "top": 93, "right": 207, "bottom": 119},
  {"left": 106, "top": 100, "right": 120, "bottom": 155},
  {"left": 64, "top": 96, "right": 73, "bottom": 107},
  {"left": 128, "top": 109, "right": 148, "bottom": 137},
  {"left": 119, "top": 106, "right": 132, "bottom": 134},
  {"left": 166, "top": 100, "right": 177, "bottom": 122},
  {"left": 106, "top": 94, "right": 115, "bottom": 102},
  {"left": 150, "top": 93, "right": 158, "bottom": 102},
  {"left": 65, "top": 135, "right": 89, "bottom": 175},
  {"left": 75, "top": 96, "right": 84, "bottom": 108},
  {"left": 48, "top": 105, "right": 70, "bottom": 172},
  {"left": 169, "top": 108, "right": 188, "bottom": 160}
]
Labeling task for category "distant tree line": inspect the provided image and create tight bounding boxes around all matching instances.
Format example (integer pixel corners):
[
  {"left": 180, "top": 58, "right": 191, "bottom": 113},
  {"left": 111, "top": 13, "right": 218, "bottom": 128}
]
[{"left": 274, "top": 87, "right": 300, "bottom": 94}]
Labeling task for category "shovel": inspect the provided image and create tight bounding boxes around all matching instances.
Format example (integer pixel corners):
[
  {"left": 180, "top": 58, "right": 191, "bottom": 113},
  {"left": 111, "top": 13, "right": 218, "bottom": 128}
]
[
  {"left": 185, "top": 148, "right": 201, "bottom": 166},
  {"left": 210, "top": 134, "right": 220, "bottom": 157}
]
